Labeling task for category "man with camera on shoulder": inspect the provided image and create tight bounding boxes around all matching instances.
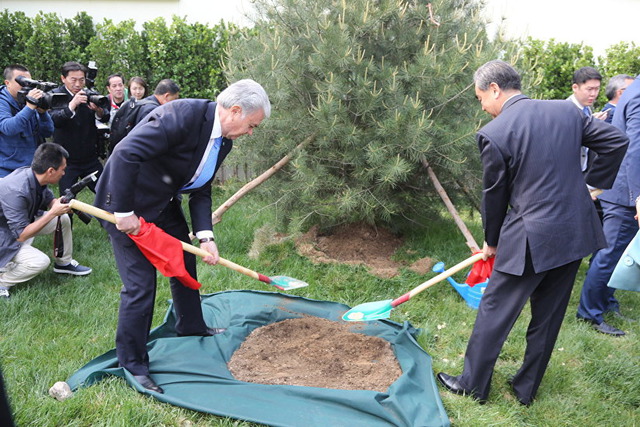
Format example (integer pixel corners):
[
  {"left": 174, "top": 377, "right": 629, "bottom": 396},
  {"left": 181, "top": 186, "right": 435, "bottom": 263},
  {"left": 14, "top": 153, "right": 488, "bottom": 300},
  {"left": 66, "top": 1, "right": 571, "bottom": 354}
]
[
  {"left": 50, "top": 61, "right": 109, "bottom": 195},
  {"left": 0, "top": 143, "right": 92, "bottom": 299},
  {"left": 0, "top": 64, "right": 55, "bottom": 178}
]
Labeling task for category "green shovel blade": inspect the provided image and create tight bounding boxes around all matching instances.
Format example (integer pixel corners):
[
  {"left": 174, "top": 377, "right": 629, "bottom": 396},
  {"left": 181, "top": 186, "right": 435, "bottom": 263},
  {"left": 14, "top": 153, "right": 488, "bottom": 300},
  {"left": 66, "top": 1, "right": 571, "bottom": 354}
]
[{"left": 342, "top": 299, "right": 394, "bottom": 322}]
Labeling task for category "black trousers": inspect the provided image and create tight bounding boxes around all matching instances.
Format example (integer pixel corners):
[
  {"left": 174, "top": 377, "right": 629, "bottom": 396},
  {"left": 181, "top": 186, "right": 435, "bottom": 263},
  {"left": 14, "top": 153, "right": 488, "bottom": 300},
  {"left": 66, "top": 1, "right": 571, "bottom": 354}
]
[
  {"left": 0, "top": 366, "right": 14, "bottom": 427},
  {"left": 107, "top": 198, "right": 208, "bottom": 375},
  {"left": 458, "top": 254, "right": 581, "bottom": 404}
]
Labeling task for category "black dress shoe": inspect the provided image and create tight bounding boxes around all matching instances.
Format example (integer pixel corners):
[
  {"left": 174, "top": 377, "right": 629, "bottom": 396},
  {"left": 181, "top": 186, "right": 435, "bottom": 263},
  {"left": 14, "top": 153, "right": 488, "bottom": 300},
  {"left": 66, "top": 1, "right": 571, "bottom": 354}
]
[
  {"left": 133, "top": 375, "right": 164, "bottom": 393},
  {"left": 204, "top": 327, "right": 227, "bottom": 336},
  {"left": 436, "top": 372, "right": 485, "bottom": 403},
  {"left": 437, "top": 372, "right": 471, "bottom": 395},
  {"left": 177, "top": 327, "right": 227, "bottom": 337},
  {"left": 577, "top": 315, "right": 625, "bottom": 333},
  {"left": 592, "top": 321, "right": 625, "bottom": 336},
  {"left": 437, "top": 373, "right": 467, "bottom": 395}
]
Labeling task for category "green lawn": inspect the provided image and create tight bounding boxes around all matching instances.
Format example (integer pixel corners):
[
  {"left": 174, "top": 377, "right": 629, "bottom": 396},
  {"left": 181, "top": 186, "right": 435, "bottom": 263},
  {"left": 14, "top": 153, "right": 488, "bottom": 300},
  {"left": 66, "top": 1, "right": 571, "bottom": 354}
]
[{"left": 1, "top": 182, "right": 639, "bottom": 426}]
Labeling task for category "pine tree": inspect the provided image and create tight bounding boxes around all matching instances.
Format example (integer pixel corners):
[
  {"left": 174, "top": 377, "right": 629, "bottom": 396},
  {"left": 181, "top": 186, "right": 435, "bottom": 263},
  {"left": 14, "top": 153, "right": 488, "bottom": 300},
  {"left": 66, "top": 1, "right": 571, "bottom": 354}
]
[{"left": 226, "top": 0, "right": 502, "bottom": 231}]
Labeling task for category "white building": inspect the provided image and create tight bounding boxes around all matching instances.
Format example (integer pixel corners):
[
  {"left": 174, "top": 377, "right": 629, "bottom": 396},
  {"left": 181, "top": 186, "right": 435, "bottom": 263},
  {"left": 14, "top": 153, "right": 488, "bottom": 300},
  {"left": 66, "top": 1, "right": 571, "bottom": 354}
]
[{"left": 1, "top": 0, "right": 255, "bottom": 28}]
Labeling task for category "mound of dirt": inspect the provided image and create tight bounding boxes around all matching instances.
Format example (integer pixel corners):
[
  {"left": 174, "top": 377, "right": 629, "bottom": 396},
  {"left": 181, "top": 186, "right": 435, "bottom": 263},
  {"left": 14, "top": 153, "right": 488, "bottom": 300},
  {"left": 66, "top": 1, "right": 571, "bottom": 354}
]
[
  {"left": 295, "top": 223, "right": 433, "bottom": 278},
  {"left": 228, "top": 317, "right": 402, "bottom": 392}
]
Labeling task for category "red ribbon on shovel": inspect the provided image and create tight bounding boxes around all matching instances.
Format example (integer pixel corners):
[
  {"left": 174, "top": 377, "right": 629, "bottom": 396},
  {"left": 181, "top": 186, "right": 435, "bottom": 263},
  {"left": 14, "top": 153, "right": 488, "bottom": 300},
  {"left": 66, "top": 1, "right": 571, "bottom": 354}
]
[
  {"left": 129, "top": 218, "right": 202, "bottom": 290},
  {"left": 465, "top": 251, "right": 494, "bottom": 287},
  {"left": 68, "top": 200, "right": 309, "bottom": 291}
]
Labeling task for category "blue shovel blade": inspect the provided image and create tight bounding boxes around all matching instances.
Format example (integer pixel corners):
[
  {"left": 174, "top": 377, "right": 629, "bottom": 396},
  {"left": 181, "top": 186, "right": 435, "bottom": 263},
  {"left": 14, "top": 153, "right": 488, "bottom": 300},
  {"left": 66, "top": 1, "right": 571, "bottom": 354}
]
[
  {"left": 269, "top": 275, "right": 309, "bottom": 290},
  {"left": 342, "top": 299, "right": 394, "bottom": 322}
]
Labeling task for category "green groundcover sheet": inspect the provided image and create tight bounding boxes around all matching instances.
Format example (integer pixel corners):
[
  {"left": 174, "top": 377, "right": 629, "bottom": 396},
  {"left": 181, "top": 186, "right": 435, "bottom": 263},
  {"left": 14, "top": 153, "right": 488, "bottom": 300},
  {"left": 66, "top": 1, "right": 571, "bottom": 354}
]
[{"left": 67, "top": 290, "right": 450, "bottom": 427}]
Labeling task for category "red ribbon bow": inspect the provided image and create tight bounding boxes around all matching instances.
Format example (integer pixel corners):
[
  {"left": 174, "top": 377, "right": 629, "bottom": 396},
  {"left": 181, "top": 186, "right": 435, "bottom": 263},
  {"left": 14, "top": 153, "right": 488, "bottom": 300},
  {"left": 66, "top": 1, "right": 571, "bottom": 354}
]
[
  {"left": 465, "top": 252, "right": 494, "bottom": 287},
  {"left": 128, "top": 217, "right": 202, "bottom": 290}
]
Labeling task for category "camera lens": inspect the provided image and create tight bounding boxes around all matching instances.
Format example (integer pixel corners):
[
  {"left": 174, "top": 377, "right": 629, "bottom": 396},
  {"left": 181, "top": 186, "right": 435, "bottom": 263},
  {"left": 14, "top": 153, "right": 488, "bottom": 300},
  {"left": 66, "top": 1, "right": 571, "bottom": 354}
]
[{"left": 89, "top": 95, "right": 110, "bottom": 109}]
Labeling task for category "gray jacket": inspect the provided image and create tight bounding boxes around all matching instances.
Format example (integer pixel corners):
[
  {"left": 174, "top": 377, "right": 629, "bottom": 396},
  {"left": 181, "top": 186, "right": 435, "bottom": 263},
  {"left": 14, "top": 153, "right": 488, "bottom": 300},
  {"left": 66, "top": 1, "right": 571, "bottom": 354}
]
[{"left": 0, "top": 167, "right": 54, "bottom": 267}]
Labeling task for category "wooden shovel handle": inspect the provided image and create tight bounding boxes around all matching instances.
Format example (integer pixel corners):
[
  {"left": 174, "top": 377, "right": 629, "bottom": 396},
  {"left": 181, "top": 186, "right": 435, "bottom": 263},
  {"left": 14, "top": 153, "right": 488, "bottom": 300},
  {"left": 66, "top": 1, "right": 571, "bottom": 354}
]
[
  {"left": 68, "top": 199, "right": 264, "bottom": 282},
  {"left": 392, "top": 252, "right": 484, "bottom": 307}
]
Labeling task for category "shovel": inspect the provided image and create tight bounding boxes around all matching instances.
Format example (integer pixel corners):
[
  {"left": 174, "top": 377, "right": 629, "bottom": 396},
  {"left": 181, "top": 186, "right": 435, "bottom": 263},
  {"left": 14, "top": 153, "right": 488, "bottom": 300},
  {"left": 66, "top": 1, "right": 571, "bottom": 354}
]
[
  {"left": 608, "top": 230, "right": 640, "bottom": 292},
  {"left": 342, "top": 253, "right": 484, "bottom": 321},
  {"left": 68, "top": 200, "right": 309, "bottom": 291}
]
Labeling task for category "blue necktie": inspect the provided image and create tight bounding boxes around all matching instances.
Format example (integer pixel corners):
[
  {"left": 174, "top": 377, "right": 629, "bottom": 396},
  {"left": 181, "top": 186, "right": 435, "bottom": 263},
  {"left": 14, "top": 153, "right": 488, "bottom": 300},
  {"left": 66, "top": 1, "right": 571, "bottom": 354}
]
[
  {"left": 181, "top": 137, "right": 222, "bottom": 191},
  {"left": 582, "top": 106, "right": 591, "bottom": 117}
]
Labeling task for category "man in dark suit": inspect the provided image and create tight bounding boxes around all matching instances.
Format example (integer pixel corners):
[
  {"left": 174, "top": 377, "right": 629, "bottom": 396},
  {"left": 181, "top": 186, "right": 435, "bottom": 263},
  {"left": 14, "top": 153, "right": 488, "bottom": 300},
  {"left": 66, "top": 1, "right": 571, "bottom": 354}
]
[
  {"left": 577, "top": 75, "right": 640, "bottom": 335},
  {"left": 50, "top": 62, "right": 109, "bottom": 195},
  {"left": 134, "top": 78, "right": 180, "bottom": 125},
  {"left": 94, "top": 79, "right": 271, "bottom": 394},
  {"left": 437, "top": 60, "right": 628, "bottom": 405}
]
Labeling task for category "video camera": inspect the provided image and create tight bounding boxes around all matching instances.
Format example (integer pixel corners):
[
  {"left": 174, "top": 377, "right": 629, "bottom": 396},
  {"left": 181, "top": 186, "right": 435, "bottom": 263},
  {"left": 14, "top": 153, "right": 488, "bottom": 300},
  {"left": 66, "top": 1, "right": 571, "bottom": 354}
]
[
  {"left": 82, "top": 61, "right": 110, "bottom": 109},
  {"left": 15, "top": 75, "right": 67, "bottom": 110},
  {"left": 60, "top": 170, "right": 99, "bottom": 224}
]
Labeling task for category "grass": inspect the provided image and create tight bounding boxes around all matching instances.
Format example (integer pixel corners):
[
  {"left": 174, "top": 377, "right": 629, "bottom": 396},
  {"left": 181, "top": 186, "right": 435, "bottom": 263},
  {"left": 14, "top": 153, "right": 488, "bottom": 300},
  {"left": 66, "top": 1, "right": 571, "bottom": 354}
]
[{"left": 1, "top": 182, "right": 639, "bottom": 426}]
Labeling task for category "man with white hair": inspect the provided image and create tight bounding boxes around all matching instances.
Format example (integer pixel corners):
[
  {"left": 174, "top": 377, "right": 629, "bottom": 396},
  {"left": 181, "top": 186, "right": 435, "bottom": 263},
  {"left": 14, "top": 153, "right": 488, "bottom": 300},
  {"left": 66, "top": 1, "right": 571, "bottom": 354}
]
[{"left": 94, "top": 79, "right": 271, "bottom": 394}]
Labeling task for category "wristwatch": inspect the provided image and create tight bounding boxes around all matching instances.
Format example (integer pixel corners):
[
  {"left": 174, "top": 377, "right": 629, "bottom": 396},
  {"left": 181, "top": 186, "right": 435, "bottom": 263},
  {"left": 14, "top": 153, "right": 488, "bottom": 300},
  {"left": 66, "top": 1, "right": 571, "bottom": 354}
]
[{"left": 199, "top": 237, "right": 215, "bottom": 243}]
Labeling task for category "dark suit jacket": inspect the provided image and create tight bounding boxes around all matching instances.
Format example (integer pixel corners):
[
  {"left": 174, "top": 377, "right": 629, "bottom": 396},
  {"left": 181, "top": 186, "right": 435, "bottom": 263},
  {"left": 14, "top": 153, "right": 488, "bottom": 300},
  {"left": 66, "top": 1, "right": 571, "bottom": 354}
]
[
  {"left": 134, "top": 95, "right": 161, "bottom": 126},
  {"left": 49, "top": 86, "right": 108, "bottom": 164},
  {"left": 602, "top": 101, "right": 616, "bottom": 124},
  {"left": 94, "top": 99, "right": 232, "bottom": 233},
  {"left": 599, "top": 76, "right": 640, "bottom": 207},
  {"left": 478, "top": 95, "right": 628, "bottom": 275}
]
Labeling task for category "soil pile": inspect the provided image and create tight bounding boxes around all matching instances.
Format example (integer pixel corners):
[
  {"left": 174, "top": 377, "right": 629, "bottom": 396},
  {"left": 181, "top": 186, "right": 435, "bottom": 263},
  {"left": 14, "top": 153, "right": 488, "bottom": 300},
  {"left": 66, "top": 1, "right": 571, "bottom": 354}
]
[
  {"left": 228, "top": 316, "right": 402, "bottom": 392},
  {"left": 295, "top": 223, "right": 433, "bottom": 278}
]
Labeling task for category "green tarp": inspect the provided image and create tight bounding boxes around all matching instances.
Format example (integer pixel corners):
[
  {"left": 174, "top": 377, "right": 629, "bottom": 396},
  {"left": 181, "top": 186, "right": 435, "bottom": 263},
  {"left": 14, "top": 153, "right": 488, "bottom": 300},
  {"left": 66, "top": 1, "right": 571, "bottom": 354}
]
[{"left": 68, "top": 290, "right": 450, "bottom": 427}]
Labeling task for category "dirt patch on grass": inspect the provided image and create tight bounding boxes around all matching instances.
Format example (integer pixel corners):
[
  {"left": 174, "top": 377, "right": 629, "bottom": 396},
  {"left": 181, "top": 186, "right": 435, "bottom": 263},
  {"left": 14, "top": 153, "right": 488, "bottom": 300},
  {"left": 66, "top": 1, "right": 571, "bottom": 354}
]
[
  {"left": 295, "top": 223, "right": 433, "bottom": 278},
  {"left": 228, "top": 316, "right": 401, "bottom": 392}
]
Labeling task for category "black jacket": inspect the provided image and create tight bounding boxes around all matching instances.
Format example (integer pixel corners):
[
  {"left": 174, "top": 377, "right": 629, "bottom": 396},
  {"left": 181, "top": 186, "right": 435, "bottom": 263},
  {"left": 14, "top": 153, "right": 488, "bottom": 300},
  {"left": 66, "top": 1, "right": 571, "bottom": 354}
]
[
  {"left": 478, "top": 95, "right": 628, "bottom": 275},
  {"left": 49, "top": 86, "right": 108, "bottom": 164}
]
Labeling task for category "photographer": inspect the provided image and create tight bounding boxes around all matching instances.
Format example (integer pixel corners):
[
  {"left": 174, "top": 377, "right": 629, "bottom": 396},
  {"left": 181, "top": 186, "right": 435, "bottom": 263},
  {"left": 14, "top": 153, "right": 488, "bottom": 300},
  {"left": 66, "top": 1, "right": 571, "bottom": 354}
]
[
  {"left": 0, "top": 143, "right": 92, "bottom": 299},
  {"left": 50, "top": 61, "right": 109, "bottom": 195},
  {"left": 0, "top": 64, "right": 54, "bottom": 178}
]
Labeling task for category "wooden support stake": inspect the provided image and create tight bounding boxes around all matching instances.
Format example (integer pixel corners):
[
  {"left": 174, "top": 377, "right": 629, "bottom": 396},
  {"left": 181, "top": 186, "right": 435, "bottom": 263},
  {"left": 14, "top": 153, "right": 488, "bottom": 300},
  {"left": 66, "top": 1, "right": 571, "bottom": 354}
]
[
  {"left": 422, "top": 158, "right": 480, "bottom": 252},
  {"left": 212, "top": 133, "right": 316, "bottom": 225}
]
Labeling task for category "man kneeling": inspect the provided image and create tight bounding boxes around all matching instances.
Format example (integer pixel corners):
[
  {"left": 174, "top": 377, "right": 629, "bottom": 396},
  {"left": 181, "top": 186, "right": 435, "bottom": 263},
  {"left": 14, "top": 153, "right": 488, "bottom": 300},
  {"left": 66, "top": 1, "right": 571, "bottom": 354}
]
[{"left": 0, "top": 143, "right": 91, "bottom": 298}]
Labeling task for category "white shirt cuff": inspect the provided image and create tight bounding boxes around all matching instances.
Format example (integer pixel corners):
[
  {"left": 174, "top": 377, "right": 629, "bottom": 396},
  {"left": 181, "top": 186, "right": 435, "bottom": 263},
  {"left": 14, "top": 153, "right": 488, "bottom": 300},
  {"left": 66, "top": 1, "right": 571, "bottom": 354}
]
[{"left": 195, "top": 230, "right": 214, "bottom": 239}]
